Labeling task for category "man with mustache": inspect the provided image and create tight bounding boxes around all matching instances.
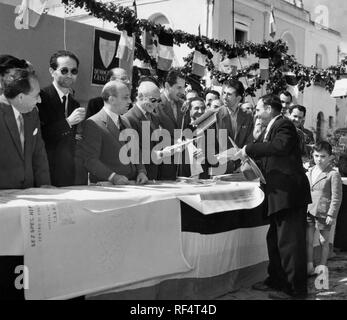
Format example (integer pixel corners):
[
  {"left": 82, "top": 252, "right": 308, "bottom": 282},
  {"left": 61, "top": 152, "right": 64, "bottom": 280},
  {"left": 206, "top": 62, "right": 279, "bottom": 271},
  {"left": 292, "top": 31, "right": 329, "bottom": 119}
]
[{"left": 37, "top": 50, "right": 85, "bottom": 187}]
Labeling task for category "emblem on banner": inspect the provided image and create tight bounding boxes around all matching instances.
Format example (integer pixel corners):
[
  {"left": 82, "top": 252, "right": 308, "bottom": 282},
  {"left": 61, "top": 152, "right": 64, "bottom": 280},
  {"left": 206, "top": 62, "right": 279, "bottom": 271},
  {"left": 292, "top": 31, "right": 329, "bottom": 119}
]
[{"left": 99, "top": 37, "right": 116, "bottom": 69}]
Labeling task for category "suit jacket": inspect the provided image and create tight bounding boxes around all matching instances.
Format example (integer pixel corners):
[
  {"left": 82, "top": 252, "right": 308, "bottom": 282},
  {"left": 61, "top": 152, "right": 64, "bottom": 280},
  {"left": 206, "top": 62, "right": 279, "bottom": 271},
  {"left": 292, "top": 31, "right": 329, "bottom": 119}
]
[
  {"left": 0, "top": 103, "right": 50, "bottom": 189},
  {"left": 306, "top": 165, "right": 342, "bottom": 219},
  {"left": 37, "top": 84, "right": 80, "bottom": 187},
  {"left": 156, "top": 93, "right": 190, "bottom": 180},
  {"left": 246, "top": 116, "right": 312, "bottom": 216},
  {"left": 124, "top": 104, "right": 160, "bottom": 180},
  {"left": 215, "top": 106, "right": 254, "bottom": 149},
  {"left": 212, "top": 106, "right": 254, "bottom": 174},
  {"left": 77, "top": 108, "right": 146, "bottom": 183},
  {"left": 86, "top": 96, "right": 104, "bottom": 119}
]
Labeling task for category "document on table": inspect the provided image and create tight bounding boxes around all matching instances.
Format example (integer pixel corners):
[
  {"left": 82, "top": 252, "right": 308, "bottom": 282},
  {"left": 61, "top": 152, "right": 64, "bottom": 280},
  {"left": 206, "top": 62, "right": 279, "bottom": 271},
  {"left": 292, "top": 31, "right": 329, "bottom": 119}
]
[
  {"left": 21, "top": 199, "right": 192, "bottom": 300},
  {"left": 177, "top": 182, "right": 265, "bottom": 214}
]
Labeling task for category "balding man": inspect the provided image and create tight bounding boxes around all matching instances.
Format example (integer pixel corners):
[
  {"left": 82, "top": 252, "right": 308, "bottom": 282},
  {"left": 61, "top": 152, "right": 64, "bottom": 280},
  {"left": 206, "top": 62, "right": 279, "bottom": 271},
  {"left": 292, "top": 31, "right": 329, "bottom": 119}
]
[
  {"left": 77, "top": 81, "right": 148, "bottom": 185},
  {"left": 124, "top": 81, "right": 162, "bottom": 180},
  {"left": 86, "top": 68, "right": 130, "bottom": 119}
]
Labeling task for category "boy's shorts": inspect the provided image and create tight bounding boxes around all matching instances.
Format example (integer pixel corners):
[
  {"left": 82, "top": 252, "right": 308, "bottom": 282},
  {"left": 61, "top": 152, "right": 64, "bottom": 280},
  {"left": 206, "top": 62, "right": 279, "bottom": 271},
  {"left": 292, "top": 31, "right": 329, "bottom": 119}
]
[{"left": 307, "top": 213, "right": 331, "bottom": 231}]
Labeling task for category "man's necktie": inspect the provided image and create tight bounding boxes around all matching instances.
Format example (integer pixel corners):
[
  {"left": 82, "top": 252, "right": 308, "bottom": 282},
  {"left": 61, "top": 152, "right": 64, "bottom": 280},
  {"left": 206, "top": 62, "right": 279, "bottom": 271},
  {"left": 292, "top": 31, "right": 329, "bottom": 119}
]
[
  {"left": 145, "top": 112, "right": 157, "bottom": 130},
  {"left": 18, "top": 113, "right": 25, "bottom": 152},
  {"left": 62, "top": 95, "right": 68, "bottom": 117}
]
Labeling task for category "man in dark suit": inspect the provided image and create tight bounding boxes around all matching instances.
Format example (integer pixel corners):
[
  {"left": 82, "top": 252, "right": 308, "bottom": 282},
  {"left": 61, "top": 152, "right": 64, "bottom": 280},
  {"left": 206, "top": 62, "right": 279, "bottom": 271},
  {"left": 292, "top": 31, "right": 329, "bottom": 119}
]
[
  {"left": 0, "top": 69, "right": 50, "bottom": 189},
  {"left": 237, "top": 94, "right": 312, "bottom": 299},
  {"left": 86, "top": 67, "right": 130, "bottom": 119},
  {"left": 124, "top": 80, "right": 162, "bottom": 180},
  {"left": 212, "top": 79, "right": 254, "bottom": 175},
  {"left": 37, "top": 50, "right": 86, "bottom": 187},
  {"left": 77, "top": 80, "right": 148, "bottom": 185},
  {"left": 156, "top": 68, "right": 190, "bottom": 180}
]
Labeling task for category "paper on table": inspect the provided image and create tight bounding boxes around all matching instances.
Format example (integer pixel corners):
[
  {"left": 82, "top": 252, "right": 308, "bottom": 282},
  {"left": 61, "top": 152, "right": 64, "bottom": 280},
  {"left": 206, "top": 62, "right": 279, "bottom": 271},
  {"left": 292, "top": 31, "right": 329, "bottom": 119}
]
[{"left": 177, "top": 182, "right": 264, "bottom": 214}]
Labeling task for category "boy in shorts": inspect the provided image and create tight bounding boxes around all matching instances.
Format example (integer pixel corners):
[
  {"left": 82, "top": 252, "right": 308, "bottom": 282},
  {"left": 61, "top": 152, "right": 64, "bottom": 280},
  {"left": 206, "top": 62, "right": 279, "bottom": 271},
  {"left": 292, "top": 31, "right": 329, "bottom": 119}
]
[{"left": 306, "top": 141, "right": 342, "bottom": 275}]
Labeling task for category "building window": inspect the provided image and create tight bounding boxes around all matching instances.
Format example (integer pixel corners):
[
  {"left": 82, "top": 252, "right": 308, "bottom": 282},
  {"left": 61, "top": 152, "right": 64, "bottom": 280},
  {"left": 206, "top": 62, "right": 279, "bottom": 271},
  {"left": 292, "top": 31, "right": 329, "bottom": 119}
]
[
  {"left": 235, "top": 29, "right": 247, "bottom": 43},
  {"left": 315, "top": 53, "right": 323, "bottom": 68},
  {"left": 329, "top": 116, "right": 334, "bottom": 129}
]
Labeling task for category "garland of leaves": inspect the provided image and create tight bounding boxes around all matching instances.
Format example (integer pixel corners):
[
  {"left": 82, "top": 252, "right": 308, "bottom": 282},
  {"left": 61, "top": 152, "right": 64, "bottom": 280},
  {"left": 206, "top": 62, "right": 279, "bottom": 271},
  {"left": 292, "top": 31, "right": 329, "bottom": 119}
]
[{"left": 62, "top": 0, "right": 347, "bottom": 96}]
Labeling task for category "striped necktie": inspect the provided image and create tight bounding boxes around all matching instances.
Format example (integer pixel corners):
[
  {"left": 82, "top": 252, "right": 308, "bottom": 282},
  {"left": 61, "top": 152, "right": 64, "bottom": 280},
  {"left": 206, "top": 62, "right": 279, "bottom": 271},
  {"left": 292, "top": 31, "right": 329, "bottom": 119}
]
[{"left": 18, "top": 113, "right": 25, "bottom": 152}]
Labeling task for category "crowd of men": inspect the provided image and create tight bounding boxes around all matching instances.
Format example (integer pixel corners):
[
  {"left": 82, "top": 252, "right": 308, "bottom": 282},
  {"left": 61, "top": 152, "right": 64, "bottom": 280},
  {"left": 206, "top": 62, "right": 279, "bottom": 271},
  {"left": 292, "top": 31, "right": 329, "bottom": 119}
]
[
  {"left": 0, "top": 50, "right": 316, "bottom": 189},
  {"left": 0, "top": 50, "right": 325, "bottom": 300}
]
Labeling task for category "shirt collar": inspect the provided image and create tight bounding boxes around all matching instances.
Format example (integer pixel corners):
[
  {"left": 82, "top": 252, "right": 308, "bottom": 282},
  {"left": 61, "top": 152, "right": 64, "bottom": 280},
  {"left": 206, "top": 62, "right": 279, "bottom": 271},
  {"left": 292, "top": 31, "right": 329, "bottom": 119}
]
[
  {"left": 227, "top": 104, "right": 240, "bottom": 116},
  {"left": 11, "top": 105, "right": 21, "bottom": 119},
  {"left": 103, "top": 107, "right": 119, "bottom": 127},
  {"left": 136, "top": 103, "right": 147, "bottom": 117},
  {"left": 52, "top": 82, "right": 69, "bottom": 102},
  {"left": 264, "top": 114, "right": 282, "bottom": 138}
]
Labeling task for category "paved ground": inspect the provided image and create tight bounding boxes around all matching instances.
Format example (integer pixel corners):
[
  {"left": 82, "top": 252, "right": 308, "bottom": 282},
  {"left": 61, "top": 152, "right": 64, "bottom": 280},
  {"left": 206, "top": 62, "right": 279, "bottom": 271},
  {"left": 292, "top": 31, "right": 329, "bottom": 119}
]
[{"left": 218, "top": 249, "right": 347, "bottom": 300}]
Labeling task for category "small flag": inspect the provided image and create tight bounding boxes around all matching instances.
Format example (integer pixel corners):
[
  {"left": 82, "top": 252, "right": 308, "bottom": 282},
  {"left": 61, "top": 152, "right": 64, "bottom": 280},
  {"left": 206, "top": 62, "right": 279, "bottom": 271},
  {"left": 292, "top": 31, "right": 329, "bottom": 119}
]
[
  {"left": 157, "top": 31, "right": 174, "bottom": 71},
  {"left": 133, "top": 58, "right": 151, "bottom": 76},
  {"left": 14, "top": 0, "right": 47, "bottom": 29},
  {"left": 192, "top": 49, "right": 207, "bottom": 77},
  {"left": 259, "top": 58, "right": 269, "bottom": 80},
  {"left": 116, "top": 30, "right": 135, "bottom": 76},
  {"left": 269, "top": 5, "right": 276, "bottom": 38},
  {"left": 142, "top": 31, "right": 158, "bottom": 59}
]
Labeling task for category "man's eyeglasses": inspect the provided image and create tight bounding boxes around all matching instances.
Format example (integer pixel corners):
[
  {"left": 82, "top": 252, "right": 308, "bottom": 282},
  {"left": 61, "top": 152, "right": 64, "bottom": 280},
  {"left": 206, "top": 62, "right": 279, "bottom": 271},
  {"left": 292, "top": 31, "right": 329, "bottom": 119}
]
[
  {"left": 57, "top": 67, "right": 78, "bottom": 75},
  {"left": 149, "top": 97, "right": 161, "bottom": 103}
]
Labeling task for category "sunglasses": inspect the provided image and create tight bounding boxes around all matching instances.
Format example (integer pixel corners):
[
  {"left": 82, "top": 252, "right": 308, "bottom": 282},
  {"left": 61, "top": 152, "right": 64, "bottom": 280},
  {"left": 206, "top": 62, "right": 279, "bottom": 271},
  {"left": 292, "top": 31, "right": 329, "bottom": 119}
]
[
  {"left": 149, "top": 97, "right": 161, "bottom": 103},
  {"left": 57, "top": 67, "right": 78, "bottom": 75}
]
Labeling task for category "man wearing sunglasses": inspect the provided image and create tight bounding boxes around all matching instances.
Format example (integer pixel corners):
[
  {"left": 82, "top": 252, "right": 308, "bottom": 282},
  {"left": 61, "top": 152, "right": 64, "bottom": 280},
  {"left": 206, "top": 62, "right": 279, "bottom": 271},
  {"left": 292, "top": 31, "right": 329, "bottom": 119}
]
[
  {"left": 37, "top": 50, "right": 85, "bottom": 187},
  {"left": 86, "top": 68, "right": 130, "bottom": 119},
  {"left": 124, "top": 80, "right": 162, "bottom": 180}
]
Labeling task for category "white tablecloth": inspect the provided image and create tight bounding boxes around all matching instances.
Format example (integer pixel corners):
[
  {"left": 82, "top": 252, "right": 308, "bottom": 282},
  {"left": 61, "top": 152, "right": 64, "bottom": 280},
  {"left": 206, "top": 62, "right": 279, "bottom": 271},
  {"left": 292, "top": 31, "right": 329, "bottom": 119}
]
[{"left": 0, "top": 181, "right": 265, "bottom": 300}]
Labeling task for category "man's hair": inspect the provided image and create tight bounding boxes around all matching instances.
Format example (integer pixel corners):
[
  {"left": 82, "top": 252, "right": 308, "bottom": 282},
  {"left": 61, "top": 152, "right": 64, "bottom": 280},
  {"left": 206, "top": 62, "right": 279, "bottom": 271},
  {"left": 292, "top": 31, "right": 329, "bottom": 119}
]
[
  {"left": 188, "top": 97, "right": 205, "bottom": 110},
  {"left": 139, "top": 75, "right": 160, "bottom": 88},
  {"left": 49, "top": 50, "right": 80, "bottom": 69},
  {"left": 204, "top": 89, "right": 220, "bottom": 99},
  {"left": 222, "top": 79, "right": 245, "bottom": 97},
  {"left": 165, "top": 68, "right": 185, "bottom": 86},
  {"left": 3, "top": 69, "right": 37, "bottom": 99},
  {"left": 279, "top": 91, "right": 292, "bottom": 101},
  {"left": 313, "top": 140, "right": 332, "bottom": 156},
  {"left": 101, "top": 80, "right": 127, "bottom": 102},
  {"left": 0, "top": 55, "right": 29, "bottom": 76},
  {"left": 290, "top": 104, "right": 306, "bottom": 117},
  {"left": 261, "top": 94, "right": 282, "bottom": 113}
]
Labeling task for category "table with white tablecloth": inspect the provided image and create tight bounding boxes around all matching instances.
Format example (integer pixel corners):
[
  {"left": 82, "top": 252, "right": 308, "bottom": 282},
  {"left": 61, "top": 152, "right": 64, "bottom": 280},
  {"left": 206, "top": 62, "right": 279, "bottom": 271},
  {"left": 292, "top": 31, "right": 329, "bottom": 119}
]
[{"left": 0, "top": 181, "right": 268, "bottom": 300}]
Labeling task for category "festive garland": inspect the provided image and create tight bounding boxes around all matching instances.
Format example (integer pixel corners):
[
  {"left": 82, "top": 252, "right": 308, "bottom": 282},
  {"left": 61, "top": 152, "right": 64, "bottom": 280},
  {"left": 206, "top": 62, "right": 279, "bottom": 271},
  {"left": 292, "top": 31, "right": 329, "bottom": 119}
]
[{"left": 62, "top": 0, "right": 347, "bottom": 96}]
